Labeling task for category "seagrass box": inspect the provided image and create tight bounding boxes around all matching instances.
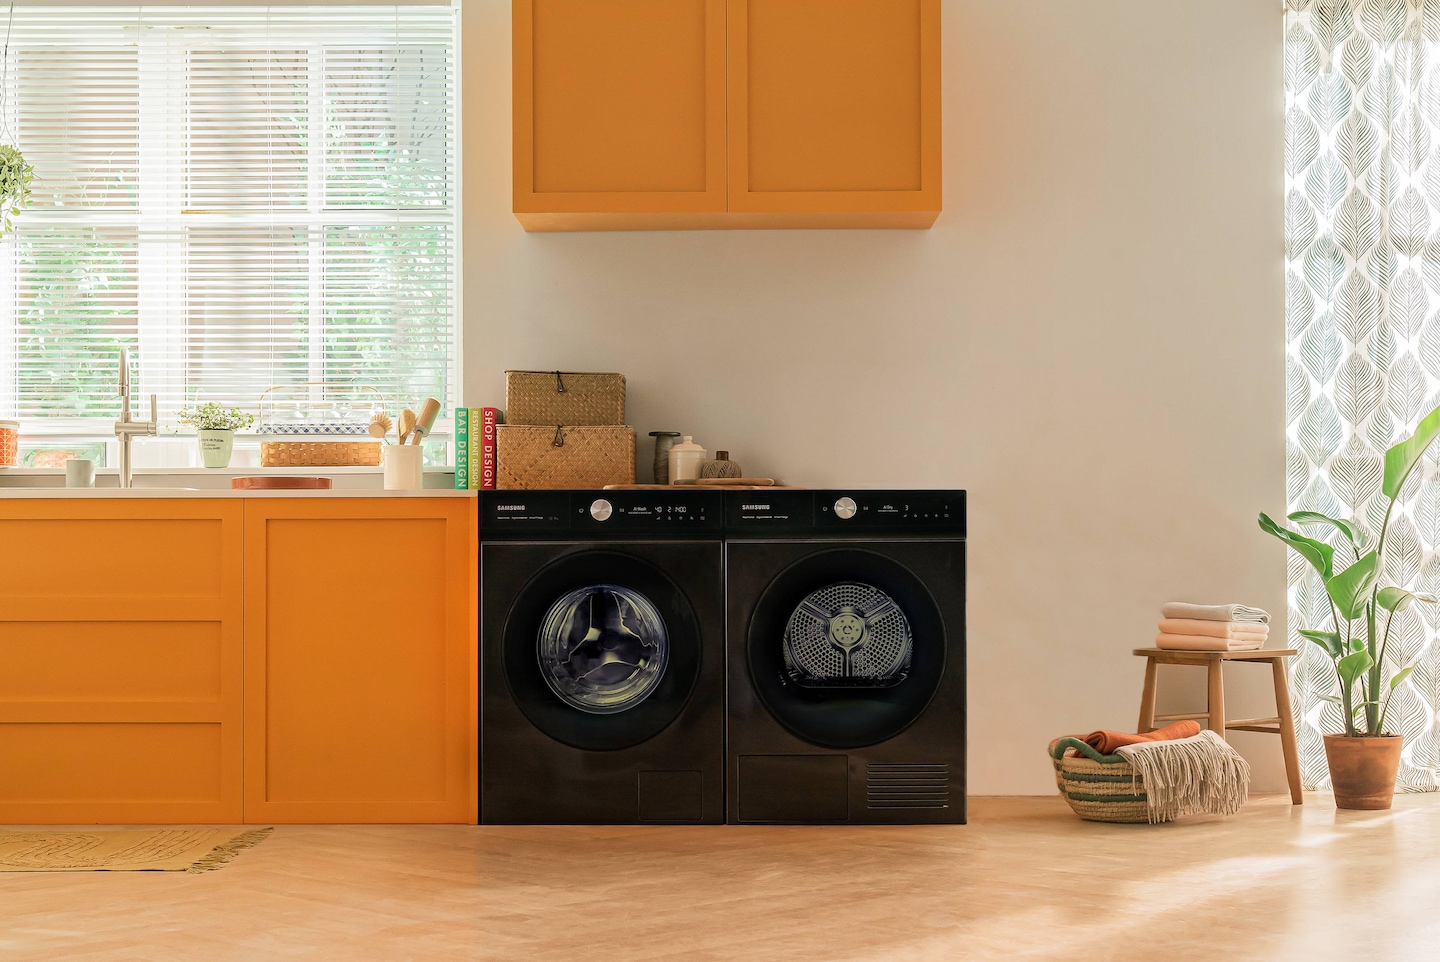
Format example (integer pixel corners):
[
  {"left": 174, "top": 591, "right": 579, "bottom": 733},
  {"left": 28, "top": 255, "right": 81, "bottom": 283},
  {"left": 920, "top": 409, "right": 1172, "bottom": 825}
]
[
  {"left": 504, "top": 370, "right": 626, "bottom": 426},
  {"left": 496, "top": 424, "right": 636, "bottom": 489}
]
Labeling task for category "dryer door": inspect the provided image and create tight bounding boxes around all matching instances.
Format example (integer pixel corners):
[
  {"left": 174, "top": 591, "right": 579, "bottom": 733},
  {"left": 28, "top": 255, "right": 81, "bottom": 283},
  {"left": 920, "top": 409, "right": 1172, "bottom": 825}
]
[
  {"left": 747, "top": 548, "right": 946, "bottom": 749},
  {"left": 505, "top": 550, "right": 701, "bottom": 751}
]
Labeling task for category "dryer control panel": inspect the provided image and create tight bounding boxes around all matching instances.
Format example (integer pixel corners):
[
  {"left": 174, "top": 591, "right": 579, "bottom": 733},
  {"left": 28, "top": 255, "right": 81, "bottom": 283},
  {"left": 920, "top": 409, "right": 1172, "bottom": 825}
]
[
  {"left": 481, "top": 490, "right": 723, "bottom": 540},
  {"left": 725, "top": 490, "right": 966, "bottom": 536}
]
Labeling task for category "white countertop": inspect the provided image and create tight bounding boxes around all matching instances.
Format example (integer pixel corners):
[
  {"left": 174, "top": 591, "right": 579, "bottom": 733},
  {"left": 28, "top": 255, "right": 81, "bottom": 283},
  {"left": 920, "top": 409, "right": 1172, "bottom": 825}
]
[{"left": 0, "top": 465, "right": 474, "bottom": 497}]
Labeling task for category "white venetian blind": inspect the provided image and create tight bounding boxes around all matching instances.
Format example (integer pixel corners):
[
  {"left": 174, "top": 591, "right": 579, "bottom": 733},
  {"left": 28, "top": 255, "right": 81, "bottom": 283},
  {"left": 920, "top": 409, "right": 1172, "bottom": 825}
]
[{"left": 0, "top": 2, "right": 459, "bottom": 429}]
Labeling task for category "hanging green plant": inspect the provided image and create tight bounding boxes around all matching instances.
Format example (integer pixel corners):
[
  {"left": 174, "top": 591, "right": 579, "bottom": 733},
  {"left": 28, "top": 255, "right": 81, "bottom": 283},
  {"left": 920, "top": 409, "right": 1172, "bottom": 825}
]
[{"left": 0, "top": 144, "right": 30, "bottom": 235}]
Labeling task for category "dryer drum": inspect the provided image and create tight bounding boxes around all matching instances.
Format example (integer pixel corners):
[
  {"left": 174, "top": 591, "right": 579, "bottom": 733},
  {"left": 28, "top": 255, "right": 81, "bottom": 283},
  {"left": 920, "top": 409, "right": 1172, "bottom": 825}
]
[
  {"left": 537, "top": 584, "right": 670, "bottom": 714},
  {"left": 783, "top": 582, "right": 912, "bottom": 688}
]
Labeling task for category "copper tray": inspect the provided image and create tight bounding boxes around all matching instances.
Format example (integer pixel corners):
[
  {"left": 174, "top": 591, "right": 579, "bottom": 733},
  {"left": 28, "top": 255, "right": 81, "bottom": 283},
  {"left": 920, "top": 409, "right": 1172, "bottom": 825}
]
[{"left": 232, "top": 476, "right": 334, "bottom": 490}]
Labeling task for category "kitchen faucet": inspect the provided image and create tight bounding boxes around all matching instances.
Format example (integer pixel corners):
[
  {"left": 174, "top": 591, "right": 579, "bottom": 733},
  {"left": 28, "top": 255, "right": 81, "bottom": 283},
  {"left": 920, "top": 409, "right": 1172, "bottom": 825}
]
[{"left": 114, "top": 347, "right": 156, "bottom": 489}]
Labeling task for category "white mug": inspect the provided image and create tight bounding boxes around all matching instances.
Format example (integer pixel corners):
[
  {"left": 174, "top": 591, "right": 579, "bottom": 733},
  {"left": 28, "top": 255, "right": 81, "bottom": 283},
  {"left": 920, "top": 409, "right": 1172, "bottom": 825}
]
[{"left": 66, "top": 458, "right": 97, "bottom": 488}]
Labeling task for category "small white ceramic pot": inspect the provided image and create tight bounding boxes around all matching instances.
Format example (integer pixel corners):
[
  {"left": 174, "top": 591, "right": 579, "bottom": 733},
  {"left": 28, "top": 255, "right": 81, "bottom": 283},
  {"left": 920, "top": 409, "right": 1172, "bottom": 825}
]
[{"left": 199, "top": 429, "right": 235, "bottom": 469}]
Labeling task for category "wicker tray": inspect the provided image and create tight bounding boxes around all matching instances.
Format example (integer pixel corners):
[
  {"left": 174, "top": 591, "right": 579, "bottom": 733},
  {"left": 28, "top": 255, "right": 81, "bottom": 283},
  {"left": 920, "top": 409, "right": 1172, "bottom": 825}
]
[
  {"left": 1049, "top": 737, "right": 1154, "bottom": 824},
  {"left": 505, "top": 371, "right": 626, "bottom": 426},
  {"left": 260, "top": 440, "right": 381, "bottom": 467},
  {"left": 496, "top": 424, "right": 634, "bottom": 489}
]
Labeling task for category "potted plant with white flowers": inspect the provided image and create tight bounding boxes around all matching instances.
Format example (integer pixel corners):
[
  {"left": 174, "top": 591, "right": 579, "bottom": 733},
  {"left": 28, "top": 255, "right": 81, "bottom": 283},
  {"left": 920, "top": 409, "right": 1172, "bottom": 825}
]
[{"left": 178, "top": 402, "right": 255, "bottom": 469}]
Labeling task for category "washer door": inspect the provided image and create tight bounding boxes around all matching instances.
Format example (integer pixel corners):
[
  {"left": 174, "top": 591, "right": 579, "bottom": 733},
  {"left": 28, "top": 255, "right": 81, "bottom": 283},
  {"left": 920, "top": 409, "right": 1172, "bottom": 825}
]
[
  {"left": 748, "top": 548, "right": 945, "bottom": 749},
  {"left": 505, "top": 551, "right": 701, "bottom": 751}
]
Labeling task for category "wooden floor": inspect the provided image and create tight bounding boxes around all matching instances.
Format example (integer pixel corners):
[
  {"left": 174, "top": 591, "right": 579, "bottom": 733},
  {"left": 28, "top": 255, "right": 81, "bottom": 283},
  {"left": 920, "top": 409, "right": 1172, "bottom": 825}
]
[{"left": 4, "top": 794, "right": 1440, "bottom": 960}]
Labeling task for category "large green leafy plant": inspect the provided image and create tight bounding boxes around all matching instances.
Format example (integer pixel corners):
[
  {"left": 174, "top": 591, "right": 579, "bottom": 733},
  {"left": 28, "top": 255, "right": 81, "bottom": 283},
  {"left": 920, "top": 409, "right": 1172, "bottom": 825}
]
[{"left": 1261, "top": 406, "right": 1440, "bottom": 737}]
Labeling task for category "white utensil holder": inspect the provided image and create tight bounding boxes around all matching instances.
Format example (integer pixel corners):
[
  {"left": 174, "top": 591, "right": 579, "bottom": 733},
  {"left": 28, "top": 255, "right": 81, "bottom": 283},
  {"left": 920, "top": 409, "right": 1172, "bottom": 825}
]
[{"left": 384, "top": 444, "right": 424, "bottom": 490}]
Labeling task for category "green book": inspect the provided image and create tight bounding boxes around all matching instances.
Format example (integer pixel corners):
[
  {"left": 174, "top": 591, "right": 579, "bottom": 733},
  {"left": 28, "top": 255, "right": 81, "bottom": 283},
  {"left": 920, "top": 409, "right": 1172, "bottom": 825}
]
[{"left": 454, "top": 406, "right": 470, "bottom": 490}]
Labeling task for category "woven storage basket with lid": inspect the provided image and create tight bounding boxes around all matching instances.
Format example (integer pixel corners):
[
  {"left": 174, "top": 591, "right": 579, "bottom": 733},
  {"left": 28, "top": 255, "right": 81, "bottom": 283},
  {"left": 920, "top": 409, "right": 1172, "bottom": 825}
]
[
  {"left": 505, "top": 371, "right": 625, "bottom": 426},
  {"left": 496, "top": 424, "right": 635, "bottom": 489},
  {"left": 1049, "top": 737, "right": 1154, "bottom": 824}
]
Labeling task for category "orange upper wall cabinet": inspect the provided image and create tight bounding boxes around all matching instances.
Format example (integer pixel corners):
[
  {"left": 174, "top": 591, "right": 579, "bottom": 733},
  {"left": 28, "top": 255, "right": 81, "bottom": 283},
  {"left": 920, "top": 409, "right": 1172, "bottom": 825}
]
[
  {"left": 512, "top": 0, "right": 941, "bottom": 231},
  {"left": 513, "top": 0, "right": 728, "bottom": 230},
  {"left": 728, "top": 0, "right": 941, "bottom": 225}
]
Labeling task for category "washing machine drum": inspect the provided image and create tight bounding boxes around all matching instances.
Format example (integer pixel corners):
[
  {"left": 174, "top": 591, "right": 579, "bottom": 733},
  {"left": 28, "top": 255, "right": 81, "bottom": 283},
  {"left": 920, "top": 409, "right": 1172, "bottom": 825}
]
[
  {"left": 505, "top": 551, "right": 702, "bottom": 752},
  {"left": 537, "top": 584, "right": 670, "bottom": 714},
  {"left": 749, "top": 549, "right": 946, "bottom": 750}
]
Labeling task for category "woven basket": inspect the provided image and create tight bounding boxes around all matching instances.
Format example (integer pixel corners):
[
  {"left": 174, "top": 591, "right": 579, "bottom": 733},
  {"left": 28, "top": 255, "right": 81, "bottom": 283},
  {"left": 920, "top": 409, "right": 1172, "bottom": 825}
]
[
  {"left": 1049, "top": 737, "right": 1155, "bottom": 824},
  {"left": 505, "top": 371, "right": 626, "bottom": 426},
  {"left": 496, "top": 424, "right": 635, "bottom": 489},
  {"left": 260, "top": 440, "right": 382, "bottom": 467}
]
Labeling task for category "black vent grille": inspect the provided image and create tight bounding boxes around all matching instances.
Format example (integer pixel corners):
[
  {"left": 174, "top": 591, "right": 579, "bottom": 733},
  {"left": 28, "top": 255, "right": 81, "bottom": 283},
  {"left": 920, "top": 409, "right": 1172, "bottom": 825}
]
[{"left": 866, "top": 763, "right": 950, "bottom": 810}]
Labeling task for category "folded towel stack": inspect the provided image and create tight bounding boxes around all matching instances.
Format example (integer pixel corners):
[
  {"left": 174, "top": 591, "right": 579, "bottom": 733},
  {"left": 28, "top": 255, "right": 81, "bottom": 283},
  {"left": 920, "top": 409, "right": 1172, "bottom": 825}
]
[{"left": 1155, "top": 602, "right": 1270, "bottom": 651}]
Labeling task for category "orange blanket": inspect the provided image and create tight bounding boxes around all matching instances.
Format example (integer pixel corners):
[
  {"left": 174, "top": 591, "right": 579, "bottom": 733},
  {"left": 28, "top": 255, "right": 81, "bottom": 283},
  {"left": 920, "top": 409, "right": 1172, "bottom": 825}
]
[{"left": 1080, "top": 720, "right": 1202, "bottom": 756}]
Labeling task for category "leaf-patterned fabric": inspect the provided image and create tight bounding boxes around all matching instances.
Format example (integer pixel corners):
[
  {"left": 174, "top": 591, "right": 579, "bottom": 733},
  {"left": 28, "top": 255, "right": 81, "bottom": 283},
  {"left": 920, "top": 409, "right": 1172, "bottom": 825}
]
[{"left": 1286, "top": 0, "right": 1440, "bottom": 791}]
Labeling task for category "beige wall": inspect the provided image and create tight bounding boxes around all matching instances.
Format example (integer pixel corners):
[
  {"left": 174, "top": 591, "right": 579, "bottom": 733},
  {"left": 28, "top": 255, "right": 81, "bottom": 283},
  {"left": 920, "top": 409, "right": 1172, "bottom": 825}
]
[{"left": 463, "top": 0, "right": 1287, "bottom": 794}]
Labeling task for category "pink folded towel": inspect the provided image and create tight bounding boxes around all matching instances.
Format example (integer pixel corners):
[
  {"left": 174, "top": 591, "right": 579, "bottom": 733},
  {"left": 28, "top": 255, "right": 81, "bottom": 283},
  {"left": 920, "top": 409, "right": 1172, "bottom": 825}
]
[
  {"left": 1156, "top": 633, "right": 1265, "bottom": 652},
  {"left": 1159, "top": 619, "right": 1269, "bottom": 640}
]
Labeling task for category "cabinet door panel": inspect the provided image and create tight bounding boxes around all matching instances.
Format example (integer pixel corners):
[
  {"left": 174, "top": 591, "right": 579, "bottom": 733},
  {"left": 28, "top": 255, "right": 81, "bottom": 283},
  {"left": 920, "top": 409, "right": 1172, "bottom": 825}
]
[
  {"left": 243, "top": 498, "right": 476, "bottom": 823},
  {"left": 727, "top": 0, "right": 941, "bottom": 221},
  {"left": 514, "top": 0, "right": 726, "bottom": 225}
]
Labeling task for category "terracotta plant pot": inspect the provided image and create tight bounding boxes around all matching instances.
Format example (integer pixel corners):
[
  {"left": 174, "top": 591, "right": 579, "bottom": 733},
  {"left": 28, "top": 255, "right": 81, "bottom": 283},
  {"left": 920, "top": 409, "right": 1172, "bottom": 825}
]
[{"left": 1323, "top": 733, "right": 1403, "bottom": 810}]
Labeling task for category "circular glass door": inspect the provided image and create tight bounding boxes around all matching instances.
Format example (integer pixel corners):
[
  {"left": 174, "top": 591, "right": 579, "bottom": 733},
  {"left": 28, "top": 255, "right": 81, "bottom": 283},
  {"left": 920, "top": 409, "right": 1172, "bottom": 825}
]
[
  {"left": 503, "top": 550, "right": 703, "bottom": 752},
  {"left": 747, "top": 548, "right": 946, "bottom": 750},
  {"left": 537, "top": 584, "right": 670, "bottom": 714}
]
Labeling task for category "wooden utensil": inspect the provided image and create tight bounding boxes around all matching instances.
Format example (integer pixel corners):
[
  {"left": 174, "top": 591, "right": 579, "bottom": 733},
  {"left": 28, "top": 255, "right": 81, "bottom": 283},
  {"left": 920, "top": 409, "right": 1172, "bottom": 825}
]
[
  {"left": 396, "top": 408, "right": 417, "bottom": 445},
  {"left": 368, "top": 413, "right": 392, "bottom": 439},
  {"left": 411, "top": 398, "right": 441, "bottom": 445}
]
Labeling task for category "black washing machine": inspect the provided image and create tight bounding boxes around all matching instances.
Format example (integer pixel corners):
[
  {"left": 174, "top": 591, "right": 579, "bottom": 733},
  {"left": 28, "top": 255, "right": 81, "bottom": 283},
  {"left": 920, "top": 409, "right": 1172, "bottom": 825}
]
[
  {"left": 725, "top": 490, "right": 966, "bottom": 824},
  {"left": 480, "top": 489, "right": 725, "bottom": 824}
]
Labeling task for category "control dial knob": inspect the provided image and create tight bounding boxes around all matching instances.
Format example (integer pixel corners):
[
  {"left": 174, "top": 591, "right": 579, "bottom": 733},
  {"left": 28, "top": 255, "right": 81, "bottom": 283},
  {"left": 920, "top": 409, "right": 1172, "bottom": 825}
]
[
  {"left": 834, "top": 496, "right": 858, "bottom": 520},
  {"left": 590, "top": 498, "right": 613, "bottom": 522}
]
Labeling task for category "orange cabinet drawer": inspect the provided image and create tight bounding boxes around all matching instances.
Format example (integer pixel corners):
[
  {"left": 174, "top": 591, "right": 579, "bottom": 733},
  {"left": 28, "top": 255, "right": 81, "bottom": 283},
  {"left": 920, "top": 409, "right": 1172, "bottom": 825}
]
[{"left": 0, "top": 500, "right": 243, "bottom": 824}]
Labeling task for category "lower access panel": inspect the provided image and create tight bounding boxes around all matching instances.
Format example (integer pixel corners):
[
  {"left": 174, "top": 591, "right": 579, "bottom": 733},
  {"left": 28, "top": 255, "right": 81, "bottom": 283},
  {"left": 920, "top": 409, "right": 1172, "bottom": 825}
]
[{"left": 737, "top": 754, "right": 850, "bottom": 823}]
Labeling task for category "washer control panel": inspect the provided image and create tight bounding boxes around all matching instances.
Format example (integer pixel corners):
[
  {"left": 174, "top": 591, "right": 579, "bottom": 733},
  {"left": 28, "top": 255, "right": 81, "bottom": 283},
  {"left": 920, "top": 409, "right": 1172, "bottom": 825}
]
[
  {"left": 833, "top": 496, "right": 858, "bottom": 520},
  {"left": 480, "top": 490, "right": 721, "bottom": 539}
]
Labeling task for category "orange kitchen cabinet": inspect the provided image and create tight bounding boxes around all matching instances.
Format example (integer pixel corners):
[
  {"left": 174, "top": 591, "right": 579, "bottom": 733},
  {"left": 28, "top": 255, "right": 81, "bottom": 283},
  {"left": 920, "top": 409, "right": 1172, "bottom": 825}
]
[
  {"left": 726, "top": 0, "right": 941, "bottom": 227},
  {"left": 513, "top": 0, "right": 728, "bottom": 230},
  {"left": 512, "top": 0, "right": 941, "bottom": 231},
  {"left": 242, "top": 498, "right": 477, "bottom": 823},
  {"left": 0, "top": 500, "right": 244, "bottom": 824}
]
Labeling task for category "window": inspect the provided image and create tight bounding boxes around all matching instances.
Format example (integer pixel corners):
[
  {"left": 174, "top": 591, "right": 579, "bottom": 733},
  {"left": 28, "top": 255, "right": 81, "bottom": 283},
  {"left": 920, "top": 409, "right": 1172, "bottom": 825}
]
[{"left": 0, "top": 2, "right": 459, "bottom": 442}]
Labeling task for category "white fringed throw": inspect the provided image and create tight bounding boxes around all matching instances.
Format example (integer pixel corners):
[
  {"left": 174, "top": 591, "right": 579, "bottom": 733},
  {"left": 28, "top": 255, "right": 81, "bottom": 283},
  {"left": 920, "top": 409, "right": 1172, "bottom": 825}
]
[{"left": 1115, "top": 730, "right": 1251, "bottom": 824}]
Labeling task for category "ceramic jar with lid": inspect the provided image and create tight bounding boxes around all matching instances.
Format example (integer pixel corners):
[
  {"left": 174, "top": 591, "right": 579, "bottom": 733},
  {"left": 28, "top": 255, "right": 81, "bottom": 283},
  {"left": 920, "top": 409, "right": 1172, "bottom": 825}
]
[{"left": 667, "top": 435, "right": 707, "bottom": 484}]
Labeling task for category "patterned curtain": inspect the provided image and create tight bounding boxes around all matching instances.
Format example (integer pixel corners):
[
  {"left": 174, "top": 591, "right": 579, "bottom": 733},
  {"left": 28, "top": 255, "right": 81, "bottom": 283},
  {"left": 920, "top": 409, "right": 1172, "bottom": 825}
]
[{"left": 1285, "top": 0, "right": 1440, "bottom": 791}]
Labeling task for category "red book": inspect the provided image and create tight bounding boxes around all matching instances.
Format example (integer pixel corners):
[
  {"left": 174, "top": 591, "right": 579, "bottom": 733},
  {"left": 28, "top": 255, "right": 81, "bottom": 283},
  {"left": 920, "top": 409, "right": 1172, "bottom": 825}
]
[{"left": 480, "top": 407, "right": 500, "bottom": 490}]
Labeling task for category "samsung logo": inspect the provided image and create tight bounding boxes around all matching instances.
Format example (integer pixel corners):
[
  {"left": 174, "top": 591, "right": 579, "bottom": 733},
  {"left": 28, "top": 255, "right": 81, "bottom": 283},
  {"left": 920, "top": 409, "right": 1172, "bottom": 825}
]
[
  {"left": 496, "top": 504, "right": 526, "bottom": 511},
  {"left": 742, "top": 504, "right": 770, "bottom": 511}
]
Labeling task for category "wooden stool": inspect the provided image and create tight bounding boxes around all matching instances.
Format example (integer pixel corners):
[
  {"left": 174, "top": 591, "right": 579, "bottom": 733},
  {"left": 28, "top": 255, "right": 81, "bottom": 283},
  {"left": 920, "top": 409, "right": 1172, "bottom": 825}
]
[{"left": 1133, "top": 647, "right": 1303, "bottom": 805}]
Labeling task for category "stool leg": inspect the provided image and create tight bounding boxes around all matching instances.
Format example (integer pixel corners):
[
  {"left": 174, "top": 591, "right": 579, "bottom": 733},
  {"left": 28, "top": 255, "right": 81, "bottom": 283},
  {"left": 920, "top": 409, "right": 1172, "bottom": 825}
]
[
  {"left": 1137, "top": 657, "right": 1158, "bottom": 733},
  {"left": 1207, "top": 657, "right": 1226, "bottom": 739},
  {"left": 1272, "top": 657, "right": 1304, "bottom": 805}
]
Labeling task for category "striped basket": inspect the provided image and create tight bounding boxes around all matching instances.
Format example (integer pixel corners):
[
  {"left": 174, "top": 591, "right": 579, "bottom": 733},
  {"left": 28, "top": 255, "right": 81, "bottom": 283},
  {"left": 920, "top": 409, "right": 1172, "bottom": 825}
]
[{"left": 1049, "top": 737, "right": 1156, "bottom": 824}]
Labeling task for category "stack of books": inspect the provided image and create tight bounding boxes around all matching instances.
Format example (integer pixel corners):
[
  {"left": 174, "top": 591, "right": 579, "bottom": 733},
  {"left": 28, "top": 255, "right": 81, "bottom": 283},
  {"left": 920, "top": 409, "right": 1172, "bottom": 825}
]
[{"left": 454, "top": 407, "right": 502, "bottom": 490}]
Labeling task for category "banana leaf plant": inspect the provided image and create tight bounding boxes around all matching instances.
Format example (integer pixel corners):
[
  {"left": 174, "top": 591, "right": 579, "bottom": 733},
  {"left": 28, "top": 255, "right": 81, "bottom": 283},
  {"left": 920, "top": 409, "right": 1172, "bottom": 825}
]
[{"left": 1260, "top": 404, "right": 1440, "bottom": 737}]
